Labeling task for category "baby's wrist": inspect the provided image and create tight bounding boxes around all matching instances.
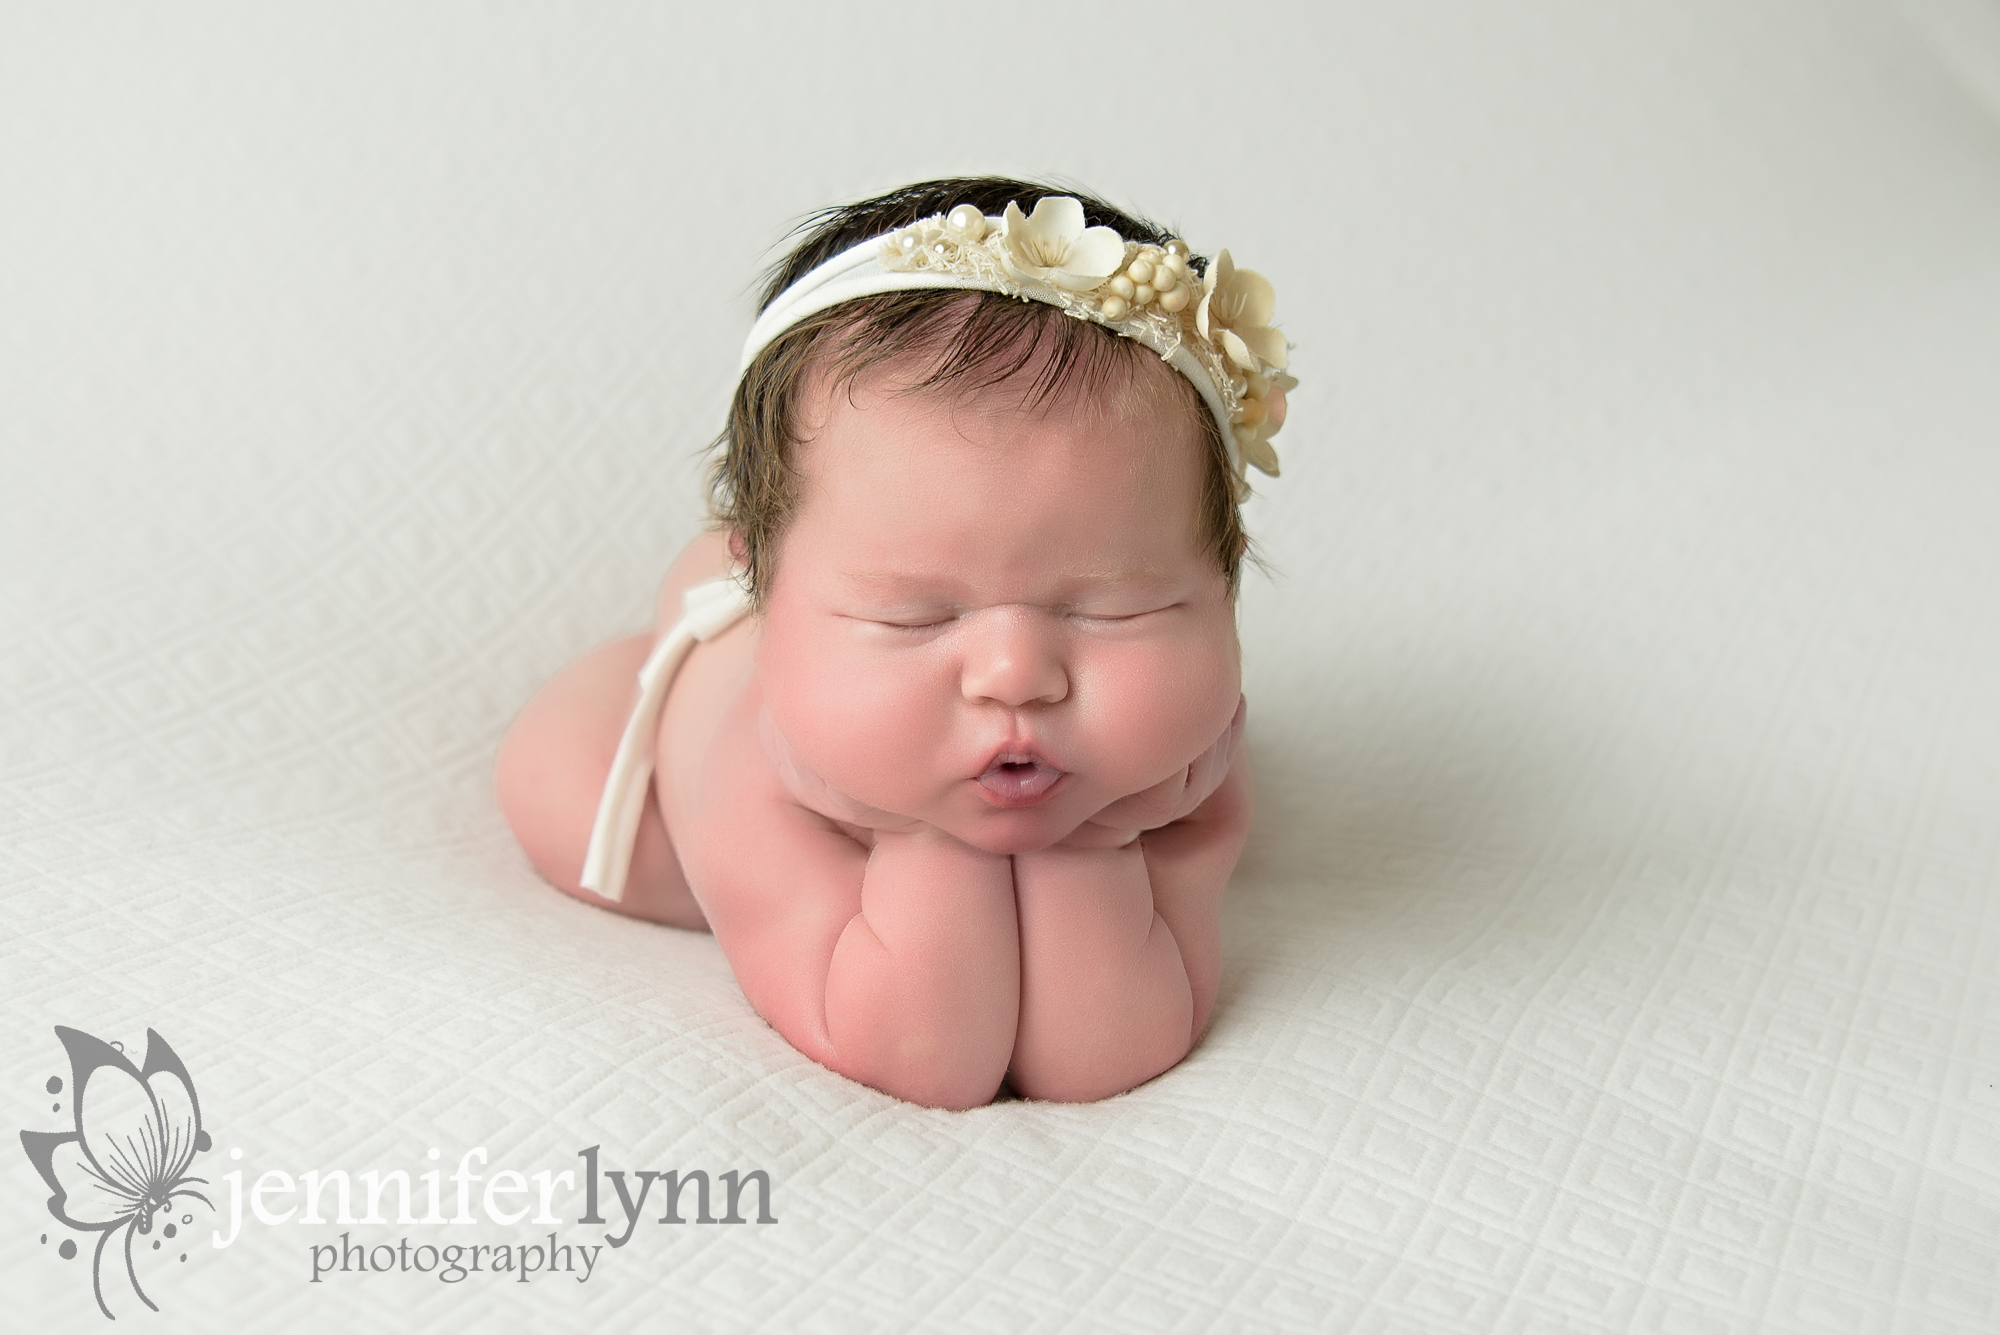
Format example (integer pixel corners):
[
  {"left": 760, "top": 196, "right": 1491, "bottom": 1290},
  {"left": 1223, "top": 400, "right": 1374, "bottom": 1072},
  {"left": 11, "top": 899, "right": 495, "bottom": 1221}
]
[{"left": 1043, "top": 821, "right": 1144, "bottom": 853}]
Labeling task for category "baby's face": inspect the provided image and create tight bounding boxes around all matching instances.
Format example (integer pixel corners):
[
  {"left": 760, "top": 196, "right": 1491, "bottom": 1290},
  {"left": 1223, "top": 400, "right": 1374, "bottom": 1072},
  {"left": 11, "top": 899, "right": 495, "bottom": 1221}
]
[{"left": 756, "top": 355, "right": 1242, "bottom": 855}]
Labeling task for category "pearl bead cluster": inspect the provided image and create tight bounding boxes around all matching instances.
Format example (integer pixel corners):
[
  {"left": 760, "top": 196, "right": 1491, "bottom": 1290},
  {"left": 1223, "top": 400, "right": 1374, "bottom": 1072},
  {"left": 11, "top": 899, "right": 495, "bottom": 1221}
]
[
  {"left": 887, "top": 204, "right": 993, "bottom": 267},
  {"left": 1099, "top": 240, "right": 1193, "bottom": 322}
]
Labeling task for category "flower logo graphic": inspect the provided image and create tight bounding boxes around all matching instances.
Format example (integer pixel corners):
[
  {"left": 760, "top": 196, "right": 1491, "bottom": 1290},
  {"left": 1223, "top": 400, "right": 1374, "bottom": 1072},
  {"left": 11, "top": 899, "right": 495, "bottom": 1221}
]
[{"left": 19, "top": 1026, "right": 213, "bottom": 1320}]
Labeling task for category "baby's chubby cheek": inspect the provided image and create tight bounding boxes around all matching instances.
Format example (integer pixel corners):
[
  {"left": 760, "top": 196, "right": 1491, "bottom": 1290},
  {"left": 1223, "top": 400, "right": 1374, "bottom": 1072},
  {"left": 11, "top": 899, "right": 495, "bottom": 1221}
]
[
  {"left": 1066, "top": 624, "right": 1242, "bottom": 799},
  {"left": 757, "top": 589, "right": 1243, "bottom": 839},
  {"left": 754, "top": 602, "right": 957, "bottom": 819}
]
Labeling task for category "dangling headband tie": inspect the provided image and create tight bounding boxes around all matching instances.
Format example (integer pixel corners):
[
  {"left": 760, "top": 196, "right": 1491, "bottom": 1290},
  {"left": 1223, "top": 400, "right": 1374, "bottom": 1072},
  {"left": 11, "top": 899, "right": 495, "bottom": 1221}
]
[{"left": 740, "top": 196, "right": 1294, "bottom": 489}]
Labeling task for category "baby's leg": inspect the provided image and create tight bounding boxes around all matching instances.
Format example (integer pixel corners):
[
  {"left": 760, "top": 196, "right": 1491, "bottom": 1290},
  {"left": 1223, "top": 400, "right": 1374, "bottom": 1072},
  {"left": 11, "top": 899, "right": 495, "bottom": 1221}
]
[{"left": 495, "top": 529, "right": 737, "bottom": 930}]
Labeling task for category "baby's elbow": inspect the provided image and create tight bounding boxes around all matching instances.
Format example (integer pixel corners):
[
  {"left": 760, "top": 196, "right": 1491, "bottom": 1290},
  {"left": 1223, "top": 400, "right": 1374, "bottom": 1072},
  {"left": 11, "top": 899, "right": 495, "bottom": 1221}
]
[
  {"left": 1009, "top": 1048, "right": 1189, "bottom": 1104},
  {"left": 1008, "top": 1021, "right": 1193, "bottom": 1104},
  {"left": 797, "top": 986, "right": 1012, "bottom": 1111},
  {"left": 824, "top": 1049, "right": 1005, "bottom": 1112},
  {"left": 891, "top": 1069, "right": 1007, "bottom": 1112}
]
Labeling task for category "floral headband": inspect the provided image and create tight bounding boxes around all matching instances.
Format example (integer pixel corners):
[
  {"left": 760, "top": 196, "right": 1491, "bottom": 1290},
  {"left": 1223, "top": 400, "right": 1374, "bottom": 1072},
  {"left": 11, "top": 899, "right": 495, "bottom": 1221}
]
[{"left": 739, "top": 196, "right": 1294, "bottom": 490}]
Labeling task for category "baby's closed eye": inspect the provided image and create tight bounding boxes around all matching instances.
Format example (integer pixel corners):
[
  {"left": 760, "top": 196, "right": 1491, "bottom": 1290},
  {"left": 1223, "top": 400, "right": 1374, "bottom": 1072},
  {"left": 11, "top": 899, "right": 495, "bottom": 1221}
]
[
  {"left": 852, "top": 606, "right": 1182, "bottom": 639},
  {"left": 870, "top": 615, "right": 956, "bottom": 630},
  {"left": 845, "top": 609, "right": 960, "bottom": 637},
  {"left": 1067, "top": 603, "right": 1177, "bottom": 624}
]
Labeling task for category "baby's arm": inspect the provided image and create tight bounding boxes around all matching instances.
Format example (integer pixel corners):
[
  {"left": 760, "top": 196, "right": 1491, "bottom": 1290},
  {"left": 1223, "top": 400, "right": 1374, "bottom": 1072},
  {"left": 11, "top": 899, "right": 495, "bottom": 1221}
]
[
  {"left": 686, "top": 727, "right": 1021, "bottom": 1110},
  {"left": 1008, "top": 746, "right": 1251, "bottom": 1102}
]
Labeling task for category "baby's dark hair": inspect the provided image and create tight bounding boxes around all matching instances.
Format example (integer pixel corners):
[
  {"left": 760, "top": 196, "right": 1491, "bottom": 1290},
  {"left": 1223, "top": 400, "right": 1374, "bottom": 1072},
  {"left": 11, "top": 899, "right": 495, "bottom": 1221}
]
[{"left": 707, "top": 176, "right": 1247, "bottom": 605}]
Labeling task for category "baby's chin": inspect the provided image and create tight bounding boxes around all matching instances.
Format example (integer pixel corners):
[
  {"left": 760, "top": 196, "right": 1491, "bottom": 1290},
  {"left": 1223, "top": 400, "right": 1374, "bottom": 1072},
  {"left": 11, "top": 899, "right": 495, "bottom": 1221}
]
[
  {"left": 943, "top": 816, "right": 1079, "bottom": 857},
  {"left": 927, "top": 788, "right": 1100, "bottom": 855}
]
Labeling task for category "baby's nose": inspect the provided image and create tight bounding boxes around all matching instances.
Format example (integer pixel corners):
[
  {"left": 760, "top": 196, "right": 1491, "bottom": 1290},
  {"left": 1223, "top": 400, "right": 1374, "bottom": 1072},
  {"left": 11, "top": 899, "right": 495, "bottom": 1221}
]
[{"left": 959, "top": 609, "right": 1068, "bottom": 709}]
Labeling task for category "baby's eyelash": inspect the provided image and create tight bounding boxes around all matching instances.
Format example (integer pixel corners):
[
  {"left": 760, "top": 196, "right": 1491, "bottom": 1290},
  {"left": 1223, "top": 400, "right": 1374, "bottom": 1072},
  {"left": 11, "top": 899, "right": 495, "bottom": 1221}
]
[
  {"left": 851, "top": 603, "right": 1181, "bottom": 630},
  {"left": 868, "top": 615, "right": 955, "bottom": 631},
  {"left": 1070, "top": 604, "right": 1176, "bottom": 624}
]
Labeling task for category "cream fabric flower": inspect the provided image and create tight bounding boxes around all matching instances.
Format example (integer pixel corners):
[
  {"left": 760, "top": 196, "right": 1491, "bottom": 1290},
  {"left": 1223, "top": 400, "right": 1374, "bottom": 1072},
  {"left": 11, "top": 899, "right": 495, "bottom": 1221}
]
[
  {"left": 999, "top": 197, "right": 1126, "bottom": 293},
  {"left": 1233, "top": 370, "right": 1296, "bottom": 477},
  {"left": 1197, "top": 250, "right": 1288, "bottom": 373}
]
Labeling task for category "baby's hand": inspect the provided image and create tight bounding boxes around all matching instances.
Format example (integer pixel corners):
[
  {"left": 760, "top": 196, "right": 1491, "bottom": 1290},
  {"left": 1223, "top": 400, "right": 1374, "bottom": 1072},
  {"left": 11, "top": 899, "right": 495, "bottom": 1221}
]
[{"left": 1058, "top": 697, "right": 1246, "bottom": 850}]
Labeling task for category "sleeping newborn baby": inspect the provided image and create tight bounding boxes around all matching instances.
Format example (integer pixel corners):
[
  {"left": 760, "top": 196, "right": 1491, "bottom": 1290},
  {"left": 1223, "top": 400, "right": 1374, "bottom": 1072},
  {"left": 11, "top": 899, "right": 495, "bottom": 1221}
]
[{"left": 497, "top": 177, "right": 1293, "bottom": 1108}]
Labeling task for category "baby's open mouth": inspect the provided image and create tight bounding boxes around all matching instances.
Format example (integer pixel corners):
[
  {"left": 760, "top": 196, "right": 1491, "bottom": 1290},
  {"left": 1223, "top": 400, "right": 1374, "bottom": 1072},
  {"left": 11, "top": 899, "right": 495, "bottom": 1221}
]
[{"left": 976, "top": 755, "right": 1065, "bottom": 806}]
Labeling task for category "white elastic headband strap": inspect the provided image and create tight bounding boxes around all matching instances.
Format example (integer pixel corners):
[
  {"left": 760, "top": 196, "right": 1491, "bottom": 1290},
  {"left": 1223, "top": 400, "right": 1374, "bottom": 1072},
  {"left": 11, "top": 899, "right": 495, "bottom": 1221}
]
[{"left": 738, "top": 228, "right": 1239, "bottom": 460}]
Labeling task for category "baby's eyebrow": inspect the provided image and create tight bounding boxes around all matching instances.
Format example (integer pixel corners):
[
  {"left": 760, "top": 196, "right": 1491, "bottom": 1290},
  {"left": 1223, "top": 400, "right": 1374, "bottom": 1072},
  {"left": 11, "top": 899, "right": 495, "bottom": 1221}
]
[
  {"left": 834, "top": 568, "right": 1178, "bottom": 600},
  {"left": 832, "top": 567, "right": 1184, "bottom": 611}
]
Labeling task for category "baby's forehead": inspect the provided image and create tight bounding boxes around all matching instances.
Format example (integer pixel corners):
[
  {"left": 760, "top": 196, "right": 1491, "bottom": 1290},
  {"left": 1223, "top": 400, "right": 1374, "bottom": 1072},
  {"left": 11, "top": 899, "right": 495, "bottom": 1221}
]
[
  {"left": 789, "top": 393, "right": 1213, "bottom": 583},
  {"left": 801, "top": 379, "right": 1208, "bottom": 500},
  {"left": 802, "top": 349, "right": 1205, "bottom": 449},
  {"left": 756, "top": 297, "right": 1239, "bottom": 599}
]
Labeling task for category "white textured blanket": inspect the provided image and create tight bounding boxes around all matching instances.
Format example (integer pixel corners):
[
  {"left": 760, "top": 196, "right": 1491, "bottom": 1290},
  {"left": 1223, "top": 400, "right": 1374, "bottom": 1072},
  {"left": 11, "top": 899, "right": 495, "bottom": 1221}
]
[{"left": 5, "top": 3, "right": 1998, "bottom": 1330}]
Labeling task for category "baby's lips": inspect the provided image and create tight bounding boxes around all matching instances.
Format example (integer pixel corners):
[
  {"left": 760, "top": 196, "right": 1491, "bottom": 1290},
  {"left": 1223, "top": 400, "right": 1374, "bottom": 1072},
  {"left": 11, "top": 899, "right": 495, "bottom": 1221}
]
[{"left": 975, "top": 758, "right": 1065, "bottom": 807}]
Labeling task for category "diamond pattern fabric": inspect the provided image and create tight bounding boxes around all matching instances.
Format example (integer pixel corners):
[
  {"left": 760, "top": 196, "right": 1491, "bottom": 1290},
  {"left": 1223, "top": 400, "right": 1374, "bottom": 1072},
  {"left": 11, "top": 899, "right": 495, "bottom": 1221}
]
[{"left": 4, "top": 3, "right": 1998, "bottom": 1330}]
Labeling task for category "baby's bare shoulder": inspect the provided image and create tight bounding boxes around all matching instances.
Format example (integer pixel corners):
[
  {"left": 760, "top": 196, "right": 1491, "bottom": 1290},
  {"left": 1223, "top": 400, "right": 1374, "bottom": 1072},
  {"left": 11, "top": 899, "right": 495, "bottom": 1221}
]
[{"left": 663, "top": 666, "right": 870, "bottom": 920}]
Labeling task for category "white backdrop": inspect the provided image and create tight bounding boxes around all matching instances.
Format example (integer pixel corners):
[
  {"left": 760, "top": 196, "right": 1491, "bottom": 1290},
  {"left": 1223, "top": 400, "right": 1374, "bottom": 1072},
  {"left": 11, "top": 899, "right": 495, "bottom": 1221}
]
[{"left": 4, "top": 3, "right": 1999, "bottom": 1331}]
